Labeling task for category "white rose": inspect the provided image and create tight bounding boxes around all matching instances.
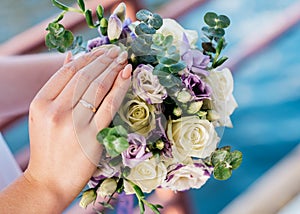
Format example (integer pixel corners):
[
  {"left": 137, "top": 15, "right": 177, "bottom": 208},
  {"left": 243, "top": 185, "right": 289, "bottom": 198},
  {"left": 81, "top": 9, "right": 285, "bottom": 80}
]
[
  {"left": 123, "top": 158, "right": 167, "bottom": 194},
  {"left": 157, "top": 18, "right": 198, "bottom": 48},
  {"left": 206, "top": 68, "right": 238, "bottom": 127},
  {"left": 167, "top": 116, "right": 219, "bottom": 162},
  {"left": 161, "top": 160, "right": 212, "bottom": 191}
]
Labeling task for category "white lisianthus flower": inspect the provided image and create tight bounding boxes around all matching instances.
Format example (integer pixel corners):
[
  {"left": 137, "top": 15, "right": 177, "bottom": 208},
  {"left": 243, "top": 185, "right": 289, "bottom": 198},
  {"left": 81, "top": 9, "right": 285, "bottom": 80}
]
[
  {"left": 118, "top": 98, "right": 156, "bottom": 136},
  {"left": 161, "top": 160, "right": 212, "bottom": 191},
  {"left": 132, "top": 64, "right": 167, "bottom": 104},
  {"left": 157, "top": 18, "right": 198, "bottom": 48},
  {"left": 124, "top": 158, "right": 167, "bottom": 194},
  {"left": 167, "top": 116, "right": 219, "bottom": 162},
  {"left": 205, "top": 68, "right": 238, "bottom": 127},
  {"left": 107, "top": 14, "right": 123, "bottom": 41}
]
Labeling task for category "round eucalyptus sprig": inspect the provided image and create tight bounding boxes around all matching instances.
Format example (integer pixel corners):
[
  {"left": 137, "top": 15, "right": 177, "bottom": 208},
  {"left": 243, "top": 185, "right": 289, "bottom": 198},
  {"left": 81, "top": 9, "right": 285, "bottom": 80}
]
[
  {"left": 201, "top": 12, "right": 230, "bottom": 68},
  {"left": 45, "top": 0, "right": 107, "bottom": 52},
  {"left": 206, "top": 146, "right": 242, "bottom": 180}
]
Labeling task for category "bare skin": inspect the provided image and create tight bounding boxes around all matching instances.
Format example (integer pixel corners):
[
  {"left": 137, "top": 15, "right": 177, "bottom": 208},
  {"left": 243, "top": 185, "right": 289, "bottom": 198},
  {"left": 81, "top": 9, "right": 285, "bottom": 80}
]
[{"left": 0, "top": 46, "right": 132, "bottom": 213}]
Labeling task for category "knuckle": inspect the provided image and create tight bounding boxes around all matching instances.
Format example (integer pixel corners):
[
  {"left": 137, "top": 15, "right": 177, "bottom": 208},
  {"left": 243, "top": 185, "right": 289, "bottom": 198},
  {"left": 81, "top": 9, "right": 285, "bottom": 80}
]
[{"left": 61, "top": 63, "right": 77, "bottom": 76}]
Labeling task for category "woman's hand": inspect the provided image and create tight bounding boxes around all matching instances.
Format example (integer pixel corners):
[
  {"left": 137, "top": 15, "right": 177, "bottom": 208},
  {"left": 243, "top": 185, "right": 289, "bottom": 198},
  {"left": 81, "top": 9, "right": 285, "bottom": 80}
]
[{"left": 24, "top": 46, "right": 132, "bottom": 210}]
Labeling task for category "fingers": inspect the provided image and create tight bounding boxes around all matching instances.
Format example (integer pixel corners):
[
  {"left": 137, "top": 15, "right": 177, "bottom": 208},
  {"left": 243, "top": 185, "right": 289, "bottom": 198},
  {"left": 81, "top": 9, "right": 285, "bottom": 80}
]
[
  {"left": 57, "top": 47, "right": 128, "bottom": 110},
  {"left": 63, "top": 52, "right": 73, "bottom": 65},
  {"left": 93, "top": 64, "right": 132, "bottom": 130},
  {"left": 36, "top": 48, "right": 106, "bottom": 101}
]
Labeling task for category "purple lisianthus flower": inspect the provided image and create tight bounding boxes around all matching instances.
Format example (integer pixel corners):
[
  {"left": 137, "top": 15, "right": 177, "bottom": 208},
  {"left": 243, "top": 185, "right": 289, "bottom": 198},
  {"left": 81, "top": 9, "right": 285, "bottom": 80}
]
[
  {"left": 182, "top": 49, "right": 210, "bottom": 76},
  {"left": 148, "top": 117, "right": 173, "bottom": 158},
  {"left": 122, "top": 133, "right": 152, "bottom": 168},
  {"left": 120, "top": 18, "right": 136, "bottom": 40},
  {"left": 181, "top": 73, "right": 212, "bottom": 101},
  {"left": 180, "top": 33, "right": 210, "bottom": 76},
  {"left": 86, "top": 36, "right": 109, "bottom": 52}
]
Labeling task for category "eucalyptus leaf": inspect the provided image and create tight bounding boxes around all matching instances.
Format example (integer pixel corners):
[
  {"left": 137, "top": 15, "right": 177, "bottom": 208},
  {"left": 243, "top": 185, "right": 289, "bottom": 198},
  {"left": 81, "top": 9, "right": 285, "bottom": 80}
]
[
  {"left": 136, "top": 9, "right": 152, "bottom": 22},
  {"left": 211, "top": 150, "right": 230, "bottom": 166},
  {"left": 169, "top": 61, "right": 186, "bottom": 73},
  {"left": 230, "top": 151, "right": 243, "bottom": 170},
  {"left": 138, "top": 23, "right": 156, "bottom": 34},
  {"left": 149, "top": 14, "right": 163, "bottom": 30},
  {"left": 204, "top": 12, "right": 218, "bottom": 27},
  {"left": 213, "top": 162, "right": 232, "bottom": 180},
  {"left": 217, "top": 15, "right": 230, "bottom": 28}
]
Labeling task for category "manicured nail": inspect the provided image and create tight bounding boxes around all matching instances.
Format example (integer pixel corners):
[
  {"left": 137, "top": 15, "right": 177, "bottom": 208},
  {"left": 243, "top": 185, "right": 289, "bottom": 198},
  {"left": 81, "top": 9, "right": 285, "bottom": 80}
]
[
  {"left": 64, "top": 52, "right": 72, "bottom": 64},
  {"left": 116, "top": 51, "right": 128, "bottom": 64},
  {"left": 106, "top": 46, "right": 120, "bottom": 58},
  {"left": 121, "top": 64, "right": 132, "bottom": 79}
]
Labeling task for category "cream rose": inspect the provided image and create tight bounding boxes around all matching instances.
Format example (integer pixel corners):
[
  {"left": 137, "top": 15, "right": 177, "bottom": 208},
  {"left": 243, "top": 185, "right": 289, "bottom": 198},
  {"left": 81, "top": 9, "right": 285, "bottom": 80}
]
[
  {"left": 157, "top": 18, "right": 198, "bottom": 48},
  {"left": 161, "top": 160, "right": 212, "bottom": 191},
  {"left": 167, "top": 116, "right": 219, "bottom": 162},
  {"left": 123, "top": 158, "right": 167, "bottom": 194},
  {"left": 205, "top": 68, "right": 238, "bottom": 127},
  {"left": 118, "top": 98, "right": 156, "bottom": 136}
]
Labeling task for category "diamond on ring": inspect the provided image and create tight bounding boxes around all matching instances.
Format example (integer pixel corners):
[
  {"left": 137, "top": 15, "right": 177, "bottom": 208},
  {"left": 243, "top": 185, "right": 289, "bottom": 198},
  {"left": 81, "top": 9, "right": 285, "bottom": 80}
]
[{"left": 79, "top": 99, "right": 97, "bottom": 113}]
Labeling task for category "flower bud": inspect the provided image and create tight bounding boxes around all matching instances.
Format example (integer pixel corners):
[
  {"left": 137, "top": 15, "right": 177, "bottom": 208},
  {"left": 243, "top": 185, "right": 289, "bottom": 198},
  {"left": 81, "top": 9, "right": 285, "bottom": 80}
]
[
  {"left": 107, "top": 14, "right": 123, "bottom": 41},
  {"left": 97, "top": 178, "right": 118, "bottom": 198},
  {"left": 187, "top": 101, "right": 203, "bottom": 114},
  {"left": 79, "top": 188, "right": 97, "bottom": 209},
  {"left": 113, "top": 2, "right": 126, "bottom": 22},
  {"left": 177, "top": 90, "right": 192, "bottom": 103},
  {"left": 155, "top": 140, "right": 164, "bottom": 150},
  {"left": 173, "top": 107, "right": 182, "bottom": 117},
  {"left": 207, "top": 110, "right": 220, "bottom": 121}
]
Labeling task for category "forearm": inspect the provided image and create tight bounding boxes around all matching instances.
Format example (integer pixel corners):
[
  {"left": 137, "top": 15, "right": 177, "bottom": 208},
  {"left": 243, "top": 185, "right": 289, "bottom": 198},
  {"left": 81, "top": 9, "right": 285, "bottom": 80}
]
[
  {"left": 0, "top": 53, "right": 65, "bottom": 127},
  {"left": 0, "top": 174, "right": 68, "bottom": 213}
]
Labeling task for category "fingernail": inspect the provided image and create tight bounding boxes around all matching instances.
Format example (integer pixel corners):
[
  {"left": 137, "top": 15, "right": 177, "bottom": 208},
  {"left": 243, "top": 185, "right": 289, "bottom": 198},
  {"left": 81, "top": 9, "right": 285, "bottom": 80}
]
[
  {"left": 116, "top": 51, "right": 128, "bottom": 64},
  {"left": 106, "top": 46, "right": 120, "bottom": 58},
  {"left": 121, "top": 64, "right": 132, "bottom": 79},
  {"left": 64, "top": 52, "right": 73, "bottom": 64}
]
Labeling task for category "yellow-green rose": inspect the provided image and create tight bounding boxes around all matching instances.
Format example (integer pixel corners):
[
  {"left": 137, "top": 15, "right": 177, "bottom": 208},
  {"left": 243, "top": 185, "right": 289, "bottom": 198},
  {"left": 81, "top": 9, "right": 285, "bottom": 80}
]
[
  {"left": 118, "top": 98, "right": 156, "bottom": 136},
  {"left": 167, "top": 116, "right": 219, "bottom": 162},
  {"left": 123, "top": 158, "right": 167, "bottom": 194}
]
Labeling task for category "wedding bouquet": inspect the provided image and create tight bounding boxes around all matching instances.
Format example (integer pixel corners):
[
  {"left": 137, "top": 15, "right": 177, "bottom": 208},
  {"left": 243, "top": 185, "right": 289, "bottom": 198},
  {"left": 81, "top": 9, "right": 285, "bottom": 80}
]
[{"left": 46, "top": 1, "right": 242, "bottom": 213}]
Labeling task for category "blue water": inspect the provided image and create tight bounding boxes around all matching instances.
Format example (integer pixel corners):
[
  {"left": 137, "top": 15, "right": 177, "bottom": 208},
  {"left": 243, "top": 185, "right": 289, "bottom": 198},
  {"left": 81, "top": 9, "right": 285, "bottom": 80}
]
[{"left": 2, "top": 0, "right": 300, "bottom": 213}]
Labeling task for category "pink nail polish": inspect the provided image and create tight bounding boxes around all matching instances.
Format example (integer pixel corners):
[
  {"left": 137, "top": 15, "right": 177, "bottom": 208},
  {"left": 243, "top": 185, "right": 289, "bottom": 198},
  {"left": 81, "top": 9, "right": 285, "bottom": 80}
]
[{"left": 121, "top": 64, "right": 132, "bottom": 79}]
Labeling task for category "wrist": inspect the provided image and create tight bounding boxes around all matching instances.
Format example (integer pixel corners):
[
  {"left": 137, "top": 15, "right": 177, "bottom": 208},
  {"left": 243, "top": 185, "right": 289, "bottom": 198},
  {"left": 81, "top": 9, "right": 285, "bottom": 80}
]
[{"left": 23, "top": 170, "right": 70, "bottom": 212}]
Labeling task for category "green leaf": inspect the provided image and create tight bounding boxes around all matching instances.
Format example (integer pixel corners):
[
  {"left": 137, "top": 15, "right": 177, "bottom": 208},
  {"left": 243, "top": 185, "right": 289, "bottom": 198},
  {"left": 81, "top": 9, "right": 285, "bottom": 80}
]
[
  {"left": 163, "top": 35, "right": 173, "bottom": 47},
  {"left": 216, "top": 37, "right": 224, "bottom": 55},
  {"left": 96, "top": 5, "right": 104, "bottom": 21},
  {"left": 136, "top": 9, "right": 152, "bottom": 22},
  {"left": 230, "top": 151, "right": 243, "bottom": 170},
  {"left": 149, "top": 14, "right": 163, "bottom": 30},
  {"left": 148, "top": 203, "right": 161, "bottom": 214},
  {"left": 213, "top": 56, "right": 228, "bottom": 68},
  {"left": 77, "top": 0, "right": 85, "bottom": 11},
  {"left": 109, "top": 155, "right": 122, "bottom": 167},
  {"left": 62, "top": 30, "right": 74, "bottom": 46},
  {"left": 211, "top": 150, "right": 230, "bottom": 166},
  {"left": 169, "top": 61, "right": 186, "bottom": 73},
  {"left": 133, "top": 184, "right": 145, "bottom": 198},
  {"left": 53, "top": 13, "right": 64, "bottom": 23},
  {"left": 217, "top": 15, "right": 230, "bottom": 28},
  {"left": 202, "top": 42, "right": 216, "bottom": 53},
  {"left": 97, "top": 128, "right": 110, "bottom": 143},
  {"left": 138, "top": 23, "right": 156, "bottom": 35},
  {"left": 204, "top": 12, "right": 218, "bottom": 27},
  {"left": 85, "top": 10, "right": 97, "bottom": 28},
  {"left": 213, "top": 162, "right": 232, "bottom": 180},
  {"left": 157, "top": 56, "right": 177, "bottom": 65},
  {"left": 51, "top": 0, "right": 69, "bottom": 11}
]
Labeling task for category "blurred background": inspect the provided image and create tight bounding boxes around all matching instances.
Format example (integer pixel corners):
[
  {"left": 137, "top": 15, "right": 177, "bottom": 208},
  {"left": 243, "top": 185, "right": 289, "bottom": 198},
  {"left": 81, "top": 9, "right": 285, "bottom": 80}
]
[{"left": 0, "top": 0, "right": 299, "bottom": 213}]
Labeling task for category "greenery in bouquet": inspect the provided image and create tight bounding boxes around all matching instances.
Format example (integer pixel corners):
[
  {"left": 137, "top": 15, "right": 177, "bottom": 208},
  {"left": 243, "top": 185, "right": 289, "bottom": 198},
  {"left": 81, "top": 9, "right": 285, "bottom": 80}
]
[{"left": 46, "top": 1, "right": 242, "bottom": 213}]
